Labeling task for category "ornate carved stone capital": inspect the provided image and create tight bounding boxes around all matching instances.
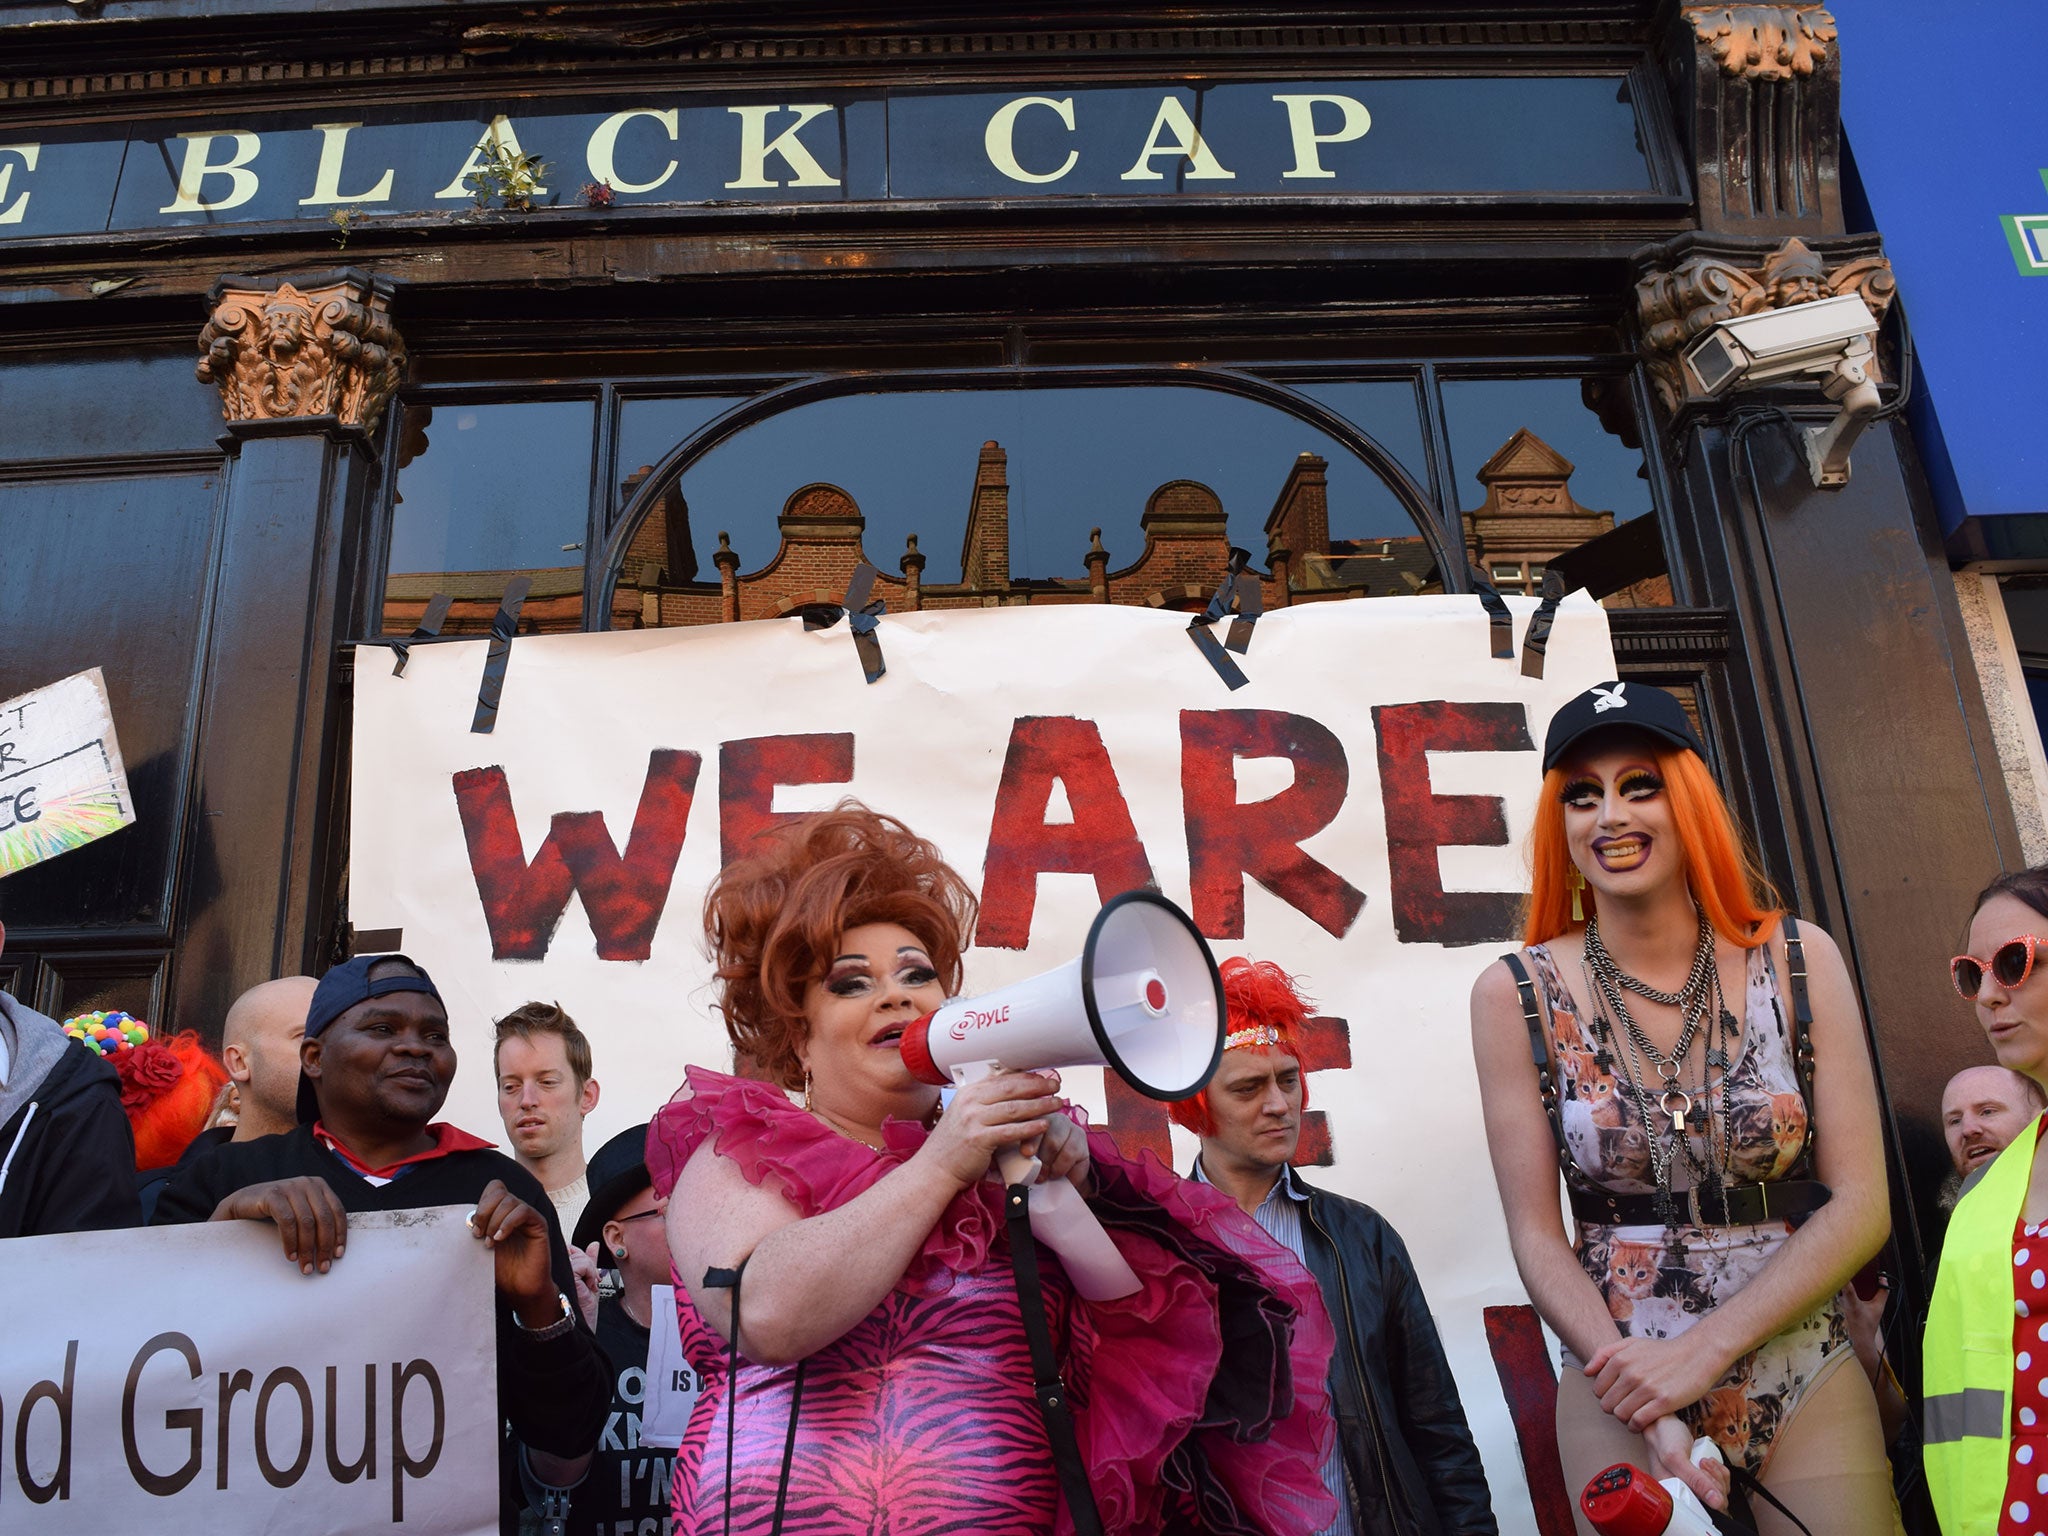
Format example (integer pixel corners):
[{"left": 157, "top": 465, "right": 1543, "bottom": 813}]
[
  {"left": 197, "top": 271, "right": 405, "bottom": 436},
  {"left": 1632, "top": 234, "right": 1894, "bottom": 418},
  {"left": 1665, "top": 4, "right": 1843, "bottom": 233},
  {"left": 1686, "top": 5, "right": 1837, "bottom": 82}
]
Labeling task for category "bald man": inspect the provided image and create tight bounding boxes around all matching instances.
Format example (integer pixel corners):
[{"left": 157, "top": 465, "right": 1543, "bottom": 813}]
[
  {"left": 222, "top": 976, "right": 318, "bottom": 1142},
  {"left": 1943, "top": 1062, "right": 2045, "bottom": 1205}
]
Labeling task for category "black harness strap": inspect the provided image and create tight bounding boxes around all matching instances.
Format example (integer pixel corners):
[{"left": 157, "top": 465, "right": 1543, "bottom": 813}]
[
  {"left": 702, "top": 1261, "right": 807, "bottom": 1536},
  {"left": 1780, "top": 915, "right": 1818, "bottom": 1170},
  {"left": 1004, "top": 1183, "right": 1105, "bottom": 1536},
  {"left": 1501, "top": 951, "right": 1573, "bottom": 1182}
]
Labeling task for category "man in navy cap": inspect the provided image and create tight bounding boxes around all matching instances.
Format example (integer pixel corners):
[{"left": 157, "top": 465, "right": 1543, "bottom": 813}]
[{"left": 155, "top": 953, "right": 610, "bottom": 1533}]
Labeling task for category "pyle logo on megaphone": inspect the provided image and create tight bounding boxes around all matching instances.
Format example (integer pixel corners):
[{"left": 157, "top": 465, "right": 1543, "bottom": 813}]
[
  {"left": 900, "top": 890, "right": 1223, "bottom": 1103},
  {"left": 947, "top": 1004, "right": 1012, "bottom": 1040}
]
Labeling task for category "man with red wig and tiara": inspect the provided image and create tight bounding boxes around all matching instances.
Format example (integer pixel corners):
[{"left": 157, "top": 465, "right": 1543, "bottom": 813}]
[{"left": 1170, "top": 957, "right": 1497, "bottom": 1536}]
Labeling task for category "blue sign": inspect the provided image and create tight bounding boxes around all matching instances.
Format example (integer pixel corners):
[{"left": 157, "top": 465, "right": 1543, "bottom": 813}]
[
  {"left": 1839, "top": 0, "right": 2048, "bottom": 549},
  {"left": 0, "top": 74, "right": 1668, "bottom": 247}
]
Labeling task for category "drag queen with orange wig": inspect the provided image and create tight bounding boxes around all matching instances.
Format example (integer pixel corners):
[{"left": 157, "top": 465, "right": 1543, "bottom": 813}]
[{"left": 1469, "top": 683, "right": 1900, "bottom": 1535}]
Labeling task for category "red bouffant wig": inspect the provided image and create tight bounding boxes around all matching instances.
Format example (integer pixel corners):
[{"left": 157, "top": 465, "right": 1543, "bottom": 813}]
[
  {"left": 705, "top": 801, "right": 978, "bottom": 1090},
  {"left": 1167, "top": 957, "right": 1312, "bottom": 1138},
  {"left": 1523, "top": 743, "right": 1782, "bottom": 949},
  {"left": 118, "top": 1032, "right": 230, "bottom": 1171}
]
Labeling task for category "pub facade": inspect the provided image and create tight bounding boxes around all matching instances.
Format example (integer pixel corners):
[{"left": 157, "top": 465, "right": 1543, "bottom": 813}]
[{"left": 0, "top": 0, "right": 2022, "bottom": 1483}]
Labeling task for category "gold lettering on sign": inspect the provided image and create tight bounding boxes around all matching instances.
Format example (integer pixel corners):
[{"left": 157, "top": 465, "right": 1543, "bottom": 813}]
[
  {"left": 984, "top": 97, "right": 1079, "bottom": 185},
  {"left": 159, "top": 130, "right": 262, "bottom": 214},
  {"left": 1271, "top": 95, "right": 1372, "bottom": 179},
  {"left": 0, "top": 143, "right": 39, "bottom": 225},
  {"left": 587, "top": 108, "right": 679, "bottom": 194},
  {"left": 725, "top": 105, "right": 841, "bottom": 189},
  {"left": 1121, "top": 98, "right": 1235, "bottom": 182},
  {"left": 299, "top": 123, "right": 396, "bottom": 207},
  {"left": 435, "top": 116, "right": 548, "bottom": 201}
]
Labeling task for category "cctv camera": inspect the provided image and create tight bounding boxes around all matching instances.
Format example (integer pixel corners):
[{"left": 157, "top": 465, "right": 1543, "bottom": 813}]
[{"left": 1680, "top": 294, "right": 1884, "bottom": 489}]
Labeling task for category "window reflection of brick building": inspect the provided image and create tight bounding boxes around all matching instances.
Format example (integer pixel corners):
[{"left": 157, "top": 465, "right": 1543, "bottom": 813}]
[{"left": 382, "top": 426, "right": 1669, "bottom": 637}]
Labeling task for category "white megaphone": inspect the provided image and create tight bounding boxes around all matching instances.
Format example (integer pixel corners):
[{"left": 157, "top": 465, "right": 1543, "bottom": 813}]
[{"left": 899, "top": 890, "right": 1225, "bottom": 1303}]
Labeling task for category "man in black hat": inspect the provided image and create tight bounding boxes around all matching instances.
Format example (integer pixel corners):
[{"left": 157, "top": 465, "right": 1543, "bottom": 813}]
[
  {"left": 155, "top": 953, "right": 610, "bottom": 1533},
  {"left": 519, "top": 1123, "right": 692, "bottom": 1533}
]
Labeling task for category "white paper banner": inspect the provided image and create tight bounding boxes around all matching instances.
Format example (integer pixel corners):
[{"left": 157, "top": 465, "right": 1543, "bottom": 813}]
[
  {"left": 350, "top": 596, "right": 1617, "bottom": 1528},
  {"left": 0, "top": 1206, "right": 497, "bottom": 1534}
]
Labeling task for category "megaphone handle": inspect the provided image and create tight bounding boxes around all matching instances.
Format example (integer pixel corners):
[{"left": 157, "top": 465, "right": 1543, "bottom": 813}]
[{"left": 948, "top": 1060, "right": 1044, "bottom": 1185}]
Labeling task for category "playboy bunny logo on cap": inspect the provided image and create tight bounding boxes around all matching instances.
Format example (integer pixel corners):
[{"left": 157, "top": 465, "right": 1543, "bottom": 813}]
[{"left": 1542, "top": 680, "right": 1705, "bottom": 772}]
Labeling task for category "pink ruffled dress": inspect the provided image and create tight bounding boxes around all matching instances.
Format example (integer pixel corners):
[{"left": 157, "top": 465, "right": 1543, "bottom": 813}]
[{"left": 647, "top": 1067, "right": 1337, "bottom": 1536}]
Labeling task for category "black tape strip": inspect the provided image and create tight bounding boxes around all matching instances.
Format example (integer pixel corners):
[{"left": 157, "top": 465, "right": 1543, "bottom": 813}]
[
  {"left": 1188, "top": 621, "right": 1250, "bottom": 689},
  {"left": 392, "top": 592, "right": 453, "bottom": 677},
  {"left": 470, "top": 576, "right": 532, "bottom": 735},
  {"left": 348, "top": 926, "right": 404, "bottom": 955},
  {"left": 1225, "top": 568, "right": 1264, "bottom": 654},
  {"left": 1188, "top": 549, "right": 1256, "bottom": 685},
  {"left": 842, "top": 562, "right": 887, "bottom": 684},
  {"left": 1468, "top": 566, "right": 1515, "bottom": 659},
  {"left": 1520, "top": 569, "right": 1570, "bottom": 679}
]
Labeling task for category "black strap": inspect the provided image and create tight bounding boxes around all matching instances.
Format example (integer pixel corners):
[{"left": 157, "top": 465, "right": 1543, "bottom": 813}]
[
  {"left": 702, "top": 1264, "right": 744, "bottom": 1536},
  {"left": 1780, "top": 915, "right": 1818, "bottom": 1169},
  {"left": 1501, "top": 952, "right": 1572, "bottom": 1181},
  {"left": 1187, "top": 546, "right": 1257, "bottom": 690},
  {"left": 770, "top": 1362, "right": 804, "bottom": 1535},
  {"left": 701, "top": 1260, "right": 805, "bottom": 1536},
  {"left": 1004, "top": 1183, "right": 1105, "bottom": 1536},
  {"left": 1725, "top": 1461, "right": 1816, "bottom": 1536},
  {"left": 1568, "top": 1178, "right": 1831, "bottom": 1228}
]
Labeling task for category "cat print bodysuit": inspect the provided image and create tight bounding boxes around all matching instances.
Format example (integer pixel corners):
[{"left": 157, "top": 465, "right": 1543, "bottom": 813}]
[{"left": 1526, "top": 940, "right": 1850, "bottom": 1474}]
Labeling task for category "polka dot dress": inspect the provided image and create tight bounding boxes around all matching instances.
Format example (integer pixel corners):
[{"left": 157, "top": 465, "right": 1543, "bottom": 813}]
[{"left": 2003, "top": 1220, "right": 2048, "bottom": 1536}]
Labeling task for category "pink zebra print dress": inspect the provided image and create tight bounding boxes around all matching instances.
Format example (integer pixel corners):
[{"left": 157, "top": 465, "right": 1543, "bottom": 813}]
[{"left": 648, "top": 1068, "right": 1338, "bottom": 1536}]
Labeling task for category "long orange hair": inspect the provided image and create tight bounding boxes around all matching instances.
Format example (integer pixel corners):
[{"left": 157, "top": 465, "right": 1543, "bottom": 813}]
[{"left": 1523, "top": 744, "right": 1781, "bottom": 948}]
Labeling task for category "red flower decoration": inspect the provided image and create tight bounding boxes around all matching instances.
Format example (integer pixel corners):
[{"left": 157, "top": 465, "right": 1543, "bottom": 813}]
[{"left": 117, "top": 1042, "right": 182, "bottom": 1110}]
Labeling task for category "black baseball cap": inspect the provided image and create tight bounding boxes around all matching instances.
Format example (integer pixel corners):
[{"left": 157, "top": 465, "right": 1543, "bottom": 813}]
[
  {"left": 1541, "top": 681, "right": 1705, "bottom": 773},
  {"left": 572, "top": 1123, "right": 653, "bottom": 1260},
  {"left": 295, "top": 953, "right": 445, "bottom": 1124}
]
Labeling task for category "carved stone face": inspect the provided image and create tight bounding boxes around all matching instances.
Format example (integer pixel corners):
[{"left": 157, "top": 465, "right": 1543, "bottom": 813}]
[{"left": 261, "top": 299, "right": 312, "bottom": 363}]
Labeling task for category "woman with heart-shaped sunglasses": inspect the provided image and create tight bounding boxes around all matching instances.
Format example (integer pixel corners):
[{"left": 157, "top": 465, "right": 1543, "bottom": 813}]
[{"left": 1926, "top": 866, "right": 2048, "bottom": 1536}]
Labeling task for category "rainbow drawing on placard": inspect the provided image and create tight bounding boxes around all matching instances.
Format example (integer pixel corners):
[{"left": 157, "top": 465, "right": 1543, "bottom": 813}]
[{"left": 0, "top": 779, "right": 131, "bottom": 876}]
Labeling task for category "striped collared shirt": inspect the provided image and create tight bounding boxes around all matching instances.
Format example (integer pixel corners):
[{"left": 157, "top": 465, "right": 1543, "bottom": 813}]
[{"left": 1193, "top": 1156, "right": 1357, "bottom": 1536}]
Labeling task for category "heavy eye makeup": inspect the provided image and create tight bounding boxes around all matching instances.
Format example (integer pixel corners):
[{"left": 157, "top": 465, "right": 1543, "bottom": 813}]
[
  {"left": 1560, "top": 776, "right": 1601, "bottom": 809},
  {"left": 826, "top": 949, "right": 938, "bottom": 996},
  {"left": 1617, "top": 769, "right": 1664, "bottom": 800}
]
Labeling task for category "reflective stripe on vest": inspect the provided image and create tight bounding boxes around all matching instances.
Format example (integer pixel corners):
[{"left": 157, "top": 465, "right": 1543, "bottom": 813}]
[
  {"left": 1924, "top": 1113, "right": 2041, "bottom": 1534},
  {"left": 1924, "top": 1385, "right": 2007, "bottom": 1443}
]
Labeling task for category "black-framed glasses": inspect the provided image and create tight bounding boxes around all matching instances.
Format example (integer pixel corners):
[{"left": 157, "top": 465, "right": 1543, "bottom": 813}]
[{"left": 1952, "top": 934, "right": 2040, "bottom": 999}]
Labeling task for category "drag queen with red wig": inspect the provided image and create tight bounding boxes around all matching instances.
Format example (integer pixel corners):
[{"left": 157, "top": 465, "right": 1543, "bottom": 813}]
[{"left": 651, "top": 802, "right": 1336, "bottom": 1535}]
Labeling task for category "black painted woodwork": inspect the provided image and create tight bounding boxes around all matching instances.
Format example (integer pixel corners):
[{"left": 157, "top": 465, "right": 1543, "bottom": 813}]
[{"left": 168, "top": 420, "right": 372, "bottom": 1040}]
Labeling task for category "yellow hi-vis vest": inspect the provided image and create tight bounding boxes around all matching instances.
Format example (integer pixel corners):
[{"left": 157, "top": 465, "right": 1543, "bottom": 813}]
[{"left": 1926, "top": 1114, "right": 2042, "bottom": 1534}]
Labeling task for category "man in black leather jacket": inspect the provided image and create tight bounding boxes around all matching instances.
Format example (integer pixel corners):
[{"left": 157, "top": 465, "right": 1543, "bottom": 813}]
[{"left": 1172, "top": 957, "right": 1497, "bottom": 1536}]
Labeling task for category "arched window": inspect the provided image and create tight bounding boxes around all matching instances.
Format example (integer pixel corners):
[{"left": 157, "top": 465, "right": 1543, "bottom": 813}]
[{"left": 601, "top": 373, "right": 1447, "bottom": 629}]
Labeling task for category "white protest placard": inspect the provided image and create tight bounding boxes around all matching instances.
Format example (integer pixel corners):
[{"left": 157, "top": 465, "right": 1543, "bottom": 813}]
[
  {"left": 639, "top": 1285, "right": 697, "bottom": 1450},
  {"left": 349, "top": 596, "right": 1617, "bottom": 1529},
  {"left": 0, "top": 1206, "right": 497, "bottom": 1535},
  {"left": 0, "top": 668, "right": 135, "bottom": 876}
]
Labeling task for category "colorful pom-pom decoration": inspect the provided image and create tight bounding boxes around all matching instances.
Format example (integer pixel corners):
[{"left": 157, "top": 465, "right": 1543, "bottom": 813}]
[{"left": 63, "top": 1009, "right": 151, "bottom": 1056}]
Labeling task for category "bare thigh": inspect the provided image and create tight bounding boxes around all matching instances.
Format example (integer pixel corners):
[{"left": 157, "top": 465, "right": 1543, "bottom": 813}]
[
  {"left": 1555, "top": 1369, "right": 1655, "bottom": 1536},
  {"left": 1752, "top": 1356, "right": 1902, "bottom": 1536}
]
